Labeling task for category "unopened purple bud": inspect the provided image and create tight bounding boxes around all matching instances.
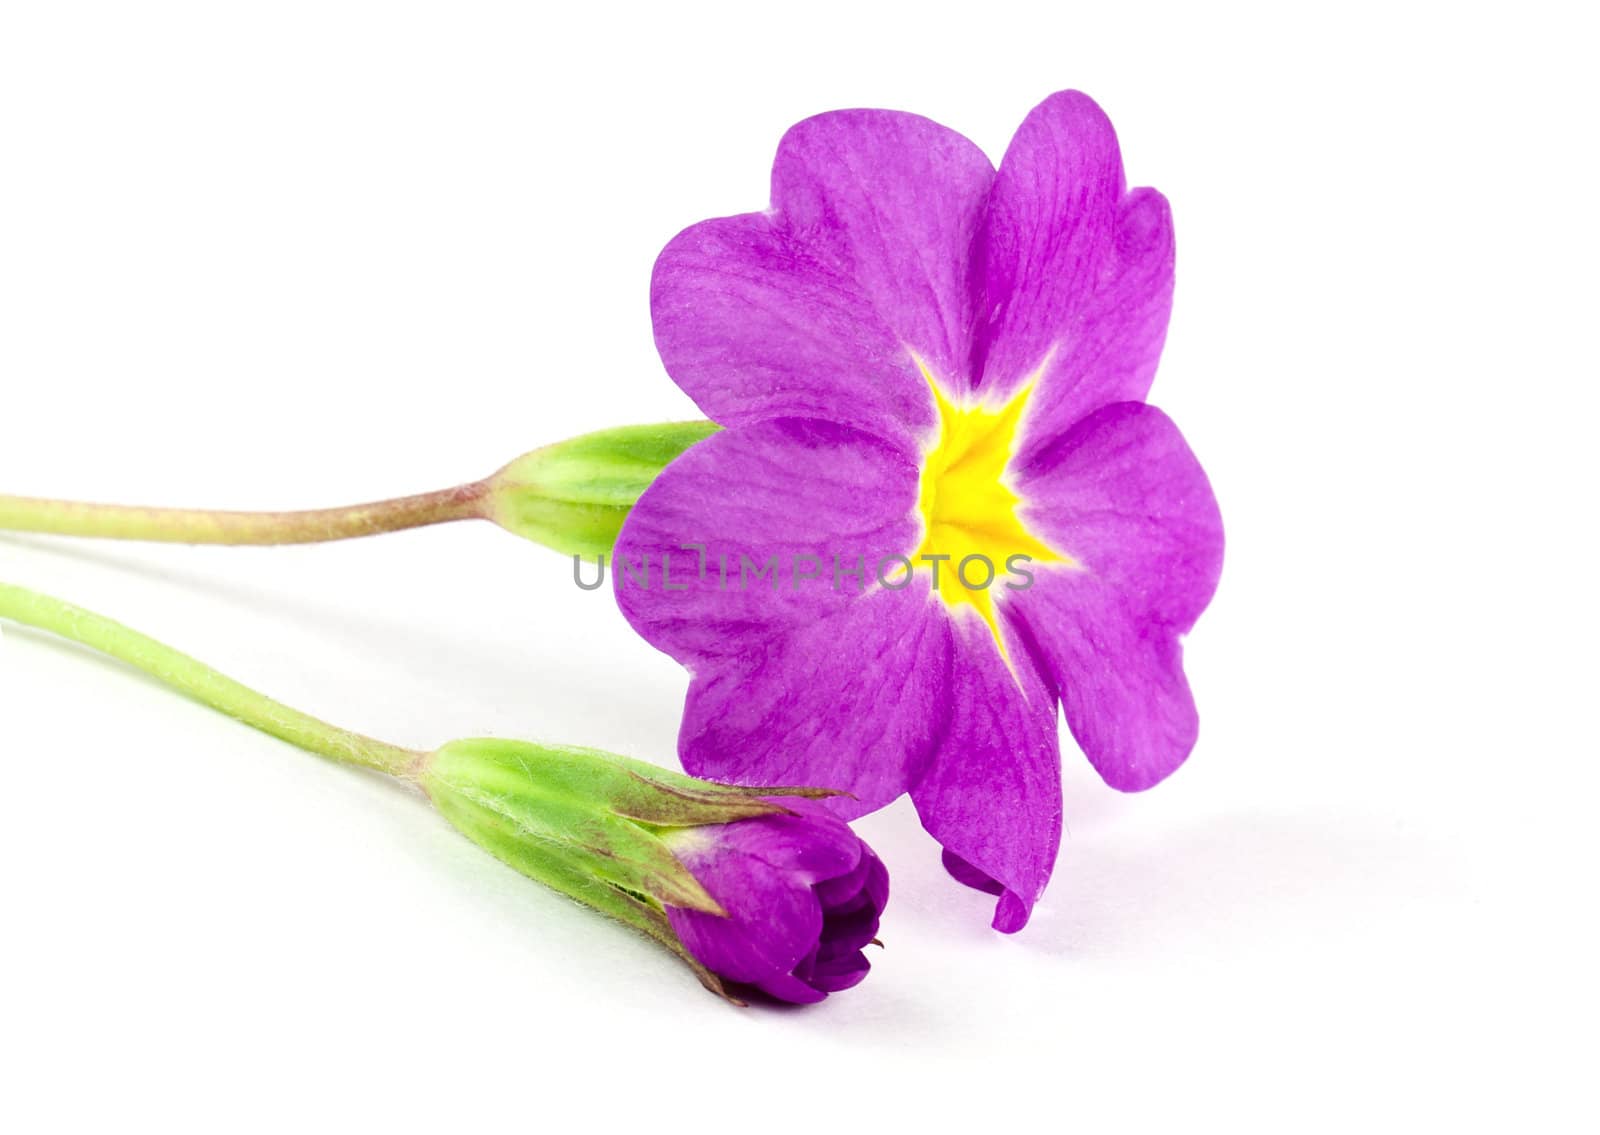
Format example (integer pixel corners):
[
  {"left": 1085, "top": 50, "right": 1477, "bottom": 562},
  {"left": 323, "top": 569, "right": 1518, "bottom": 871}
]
[
  {"left": 663, "top": 798, "right": 889, "bottom": 1004},
  {"left": 419, "top": 739, "right": 887, "bottom": 1002}
]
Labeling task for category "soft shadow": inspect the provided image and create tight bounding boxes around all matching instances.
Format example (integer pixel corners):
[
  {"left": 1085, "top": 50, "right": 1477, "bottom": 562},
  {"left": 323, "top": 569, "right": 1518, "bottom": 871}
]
[
  {"left": 1, "top": 530, "right": 542, "bottom": 665},
  {"left": 0, "top": 532, "right": 677, "bottom": 742},
  {"left": 1019, "top": 811, "right": 1454, "bottom": 960}
]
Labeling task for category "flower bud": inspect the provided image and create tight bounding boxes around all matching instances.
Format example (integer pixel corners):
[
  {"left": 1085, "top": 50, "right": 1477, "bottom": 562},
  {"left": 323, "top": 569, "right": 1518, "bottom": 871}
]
[
  {"left": 483, "top": 422, "right": 718, "bottom": 556},
  {"left": 418, "top": 738, "right": 887, "bottom": 1003},
  {"left": 661, "top": 797, "right": 889, "bottom": 1003}
]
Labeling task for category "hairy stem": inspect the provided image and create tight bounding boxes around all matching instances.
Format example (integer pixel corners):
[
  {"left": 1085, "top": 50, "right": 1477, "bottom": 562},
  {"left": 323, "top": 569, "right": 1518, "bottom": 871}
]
[
  {"left": 0, "top": 482, "right": 489, "bottom": 545},
  {"left": 0, "top": 582, "right": 421, "bottom": 776}
]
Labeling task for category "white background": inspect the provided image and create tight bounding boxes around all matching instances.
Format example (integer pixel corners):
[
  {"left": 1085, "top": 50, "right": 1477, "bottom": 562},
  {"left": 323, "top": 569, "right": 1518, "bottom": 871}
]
[{"left": 1, "top": 2, "right": 1594, "bottom": 1130}]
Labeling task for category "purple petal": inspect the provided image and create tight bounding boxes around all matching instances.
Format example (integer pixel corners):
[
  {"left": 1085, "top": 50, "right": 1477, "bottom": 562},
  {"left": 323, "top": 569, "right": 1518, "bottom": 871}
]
[
  {"left": 812, "top": 844, "right": 888, "bottom": 912},
  {"left": 720, "top": 800, "right": 863, "bottom": 885},
  {"left": 811, "top": 853, "right": 871, "bottom": 909},
  {"left": 861, "top": 847, "right": 889, "bottom": 914},
  {"left": 652, "top": 108, "right": 994, "bottom": 451},
  {"left": 977, "top": 91, "right": 1175, "bottom": 467},
  {"left": 752, "top": 971, "right": 829, "bottom": 1005},
  {"left": 669, "top": 810, "right": 888, "bottom": 1000},
  {"left": 666, "top": 848, "right": 822, "bottom": 985},
  {"left": 909, "top": 617, "right": 1062, "bottom": 933},
  {"left": 1014, "top": 402, "right": 1223, "bottom": 790},
  {"left": 613, "top": 418, "right": 921, "bottom": 665},
  {"left": 807, "top": 952, "right": 872, "bottom": 994},
  {"left": 676, "top": 586, "right": 953, "bottom": 818}
]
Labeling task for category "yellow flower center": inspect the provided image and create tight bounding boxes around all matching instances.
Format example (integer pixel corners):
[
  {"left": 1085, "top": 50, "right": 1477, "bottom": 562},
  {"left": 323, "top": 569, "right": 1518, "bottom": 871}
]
[{"left": 912, "top": 357, "right": 1070, "bottom": 656}]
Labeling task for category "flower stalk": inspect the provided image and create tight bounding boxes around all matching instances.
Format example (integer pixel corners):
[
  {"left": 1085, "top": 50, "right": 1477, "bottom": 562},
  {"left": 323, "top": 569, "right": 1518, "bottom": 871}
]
[
  {"left": 0, "top": 579, "right": 884, "bottom": 1003},
  {"left": 0, "top": 420, "right": 718, "bottom": 557},
  {"left": 0, "top": 484, "right": 489, "bottom": 547},
  {"left": 0, "top": 582, "right": 419, "bottom": 774}
]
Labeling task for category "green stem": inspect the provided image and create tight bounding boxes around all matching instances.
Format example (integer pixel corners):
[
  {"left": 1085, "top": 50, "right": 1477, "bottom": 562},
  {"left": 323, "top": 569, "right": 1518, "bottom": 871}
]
[
  {"left": 0, "top": 482, "right": 489, "bottom": 545},
  {"left": 0, "top": 582, "right": 421, "bottom": 776}
]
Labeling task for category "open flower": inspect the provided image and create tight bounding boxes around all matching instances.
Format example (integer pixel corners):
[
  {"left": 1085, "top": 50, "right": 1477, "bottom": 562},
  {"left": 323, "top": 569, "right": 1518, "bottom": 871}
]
[{"left": 614, "top": 91, "right": 1223, "bottom": 931}]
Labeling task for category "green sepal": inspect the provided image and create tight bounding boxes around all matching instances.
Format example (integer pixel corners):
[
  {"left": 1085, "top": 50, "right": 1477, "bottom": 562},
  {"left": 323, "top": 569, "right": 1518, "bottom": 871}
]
[
  {"left": 485, "top": 421, "right": 719, "bottom": 556},
  {"left": 419, "top": 738, "right": 835, "bottom": 916},
  {"left": 423, "top": 739, "right": 723, "bottom": 914},
  {"left": 417, "top": 737, "right": 844, "bottom": 1001},
  {"left": 441, "top": 797, "right": 738, "bottom": 1002},
  {"left": 598, "top": 750, "right": 847, "bottom": 814}
]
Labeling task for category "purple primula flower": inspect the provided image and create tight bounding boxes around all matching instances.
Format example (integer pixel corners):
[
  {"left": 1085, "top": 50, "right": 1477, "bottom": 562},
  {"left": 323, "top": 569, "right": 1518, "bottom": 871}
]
[
  {"left": 616, "top": 91, "right": 1223, "bottom": 932},
  {"left": 666, "top": 797, "right": 889, "bottom": 1004}
]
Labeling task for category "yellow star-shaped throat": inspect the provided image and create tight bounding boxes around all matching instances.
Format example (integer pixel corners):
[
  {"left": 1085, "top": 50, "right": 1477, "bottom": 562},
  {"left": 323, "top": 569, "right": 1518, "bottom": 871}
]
[{"left": 911, "top": 356, "right": 1072, "bottom": 656}]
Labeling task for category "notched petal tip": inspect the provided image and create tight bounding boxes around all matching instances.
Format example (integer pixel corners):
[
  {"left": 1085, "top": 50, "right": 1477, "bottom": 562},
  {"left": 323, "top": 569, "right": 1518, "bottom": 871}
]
[{"left": 1118, "top": 186, "right": 1173, "bottom": 254}]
